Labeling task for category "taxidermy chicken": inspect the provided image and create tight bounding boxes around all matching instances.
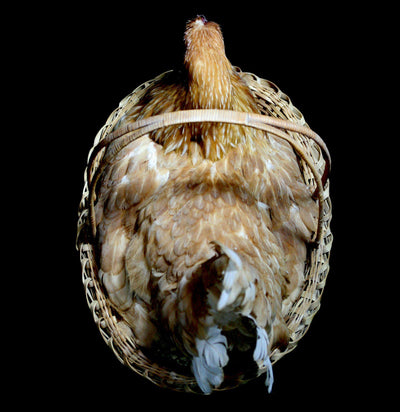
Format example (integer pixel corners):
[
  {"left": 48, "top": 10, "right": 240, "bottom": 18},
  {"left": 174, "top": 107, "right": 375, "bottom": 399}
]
[{"left": 88, "top": 16, "right": 326, "bottom": 394}]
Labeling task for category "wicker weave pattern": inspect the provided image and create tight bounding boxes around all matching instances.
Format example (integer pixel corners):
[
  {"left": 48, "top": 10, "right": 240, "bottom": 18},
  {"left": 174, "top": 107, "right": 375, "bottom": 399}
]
[{"left": 76, "top": 69, "right": 332, "bottom": 392}]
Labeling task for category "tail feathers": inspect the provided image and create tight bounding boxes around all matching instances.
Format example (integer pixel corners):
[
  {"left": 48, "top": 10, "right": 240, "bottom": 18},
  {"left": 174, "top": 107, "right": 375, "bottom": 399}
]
[
  {"left": 213, "top": 243, "right": 255, "bottom": 313},
  {"left": 253, "top": 322, "right": 274, "bottom": 393},
  {"left": 192, "top": 326, "right": 229, "bottom": 394},
  {"left": 188, "top": 243, "right": 274, "bottom": 394},
  {"left": 192, "top": 322, "right": 274, "bottom": 394}
]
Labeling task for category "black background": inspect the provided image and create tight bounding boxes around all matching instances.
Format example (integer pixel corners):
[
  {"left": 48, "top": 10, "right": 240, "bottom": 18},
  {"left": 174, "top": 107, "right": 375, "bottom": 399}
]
[{"left": 17, "top": 1, "right": 391, "bottom": 408}]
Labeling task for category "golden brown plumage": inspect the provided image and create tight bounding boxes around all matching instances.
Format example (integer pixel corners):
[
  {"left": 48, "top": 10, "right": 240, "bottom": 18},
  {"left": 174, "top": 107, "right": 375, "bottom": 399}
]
[
  {"left": 93, "top": 16, "right": 319, "bottom": 393},
  {"left": 117, "top": 17, "right": 262, "bottom": 162}
]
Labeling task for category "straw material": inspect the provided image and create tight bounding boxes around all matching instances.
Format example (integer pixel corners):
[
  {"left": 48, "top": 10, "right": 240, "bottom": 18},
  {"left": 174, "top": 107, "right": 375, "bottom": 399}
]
[{"left": 76, "top": 67, "right": 332, "bottom": 392}]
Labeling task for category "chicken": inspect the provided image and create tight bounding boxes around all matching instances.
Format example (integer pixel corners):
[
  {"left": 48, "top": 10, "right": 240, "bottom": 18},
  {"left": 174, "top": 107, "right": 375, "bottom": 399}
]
[{"left": 92, "top": 16, "right": 320, "bottom": 394}]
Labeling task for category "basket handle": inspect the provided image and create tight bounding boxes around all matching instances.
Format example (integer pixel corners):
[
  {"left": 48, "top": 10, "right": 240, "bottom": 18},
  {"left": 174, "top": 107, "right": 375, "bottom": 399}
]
[{"left": 88, "top": 109, "right": 330, "bottom": 244}]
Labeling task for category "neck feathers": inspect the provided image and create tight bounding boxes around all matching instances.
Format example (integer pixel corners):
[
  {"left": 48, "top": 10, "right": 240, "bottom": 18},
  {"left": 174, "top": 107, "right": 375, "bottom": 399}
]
[
  {"left": 184, "top": 18, "right": 232, "bottom": 110},
  {"left": 180, "top": 17, "right": 261, "bottom": 160},
  {"left": 126, "top": 17, "right": 261, "bottom": 161}
]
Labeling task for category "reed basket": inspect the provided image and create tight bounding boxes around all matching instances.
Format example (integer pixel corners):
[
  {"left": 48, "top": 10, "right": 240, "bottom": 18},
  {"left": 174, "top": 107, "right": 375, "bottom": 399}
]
[{"left": 76, "top": 67, "right": 333, "bottom": 393}]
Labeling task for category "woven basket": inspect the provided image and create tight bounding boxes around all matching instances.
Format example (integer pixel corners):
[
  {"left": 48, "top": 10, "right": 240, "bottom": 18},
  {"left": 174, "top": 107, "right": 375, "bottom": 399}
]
[{"left": 76, "top": 67, "right": 333, "bottom": 393}]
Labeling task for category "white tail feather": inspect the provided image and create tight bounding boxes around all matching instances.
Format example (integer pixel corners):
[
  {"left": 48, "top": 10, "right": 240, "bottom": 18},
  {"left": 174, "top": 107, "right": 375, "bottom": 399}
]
[
  {"left": 191, "top": 243, "right": 274, "bottom": 394},
  {"left": 253, "top": 324, "right": 274, "bottom": 393},
  {"left": 192, "top": 326, "right": 229, "bottom": 394},
  {"left": 216, "top": 245, "right": 255, "bottom": 312}
]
